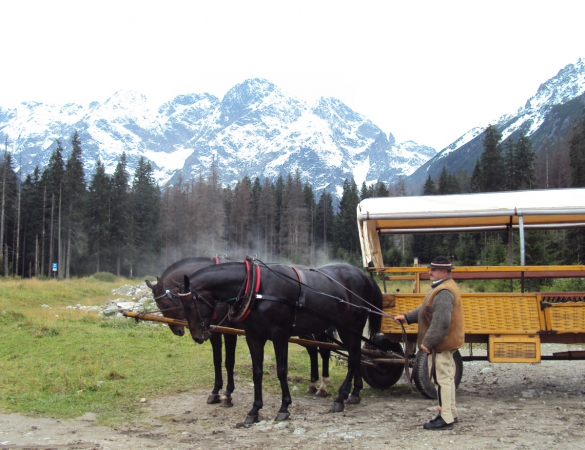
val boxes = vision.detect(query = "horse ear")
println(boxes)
[183,275,190,291]
[145,280,154,289]
[156,276,164,287]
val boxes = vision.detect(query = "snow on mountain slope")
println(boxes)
[0,79,436,197]
[409,57,585,188]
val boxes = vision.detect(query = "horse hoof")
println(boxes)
[315,388,328,398]
[275,412,290,422]
[346,395,361,405]
[220,396,233,407]
[207,394,221,404]
[329,402,345,413]
[306,385,318,394]
[244,414,259,424]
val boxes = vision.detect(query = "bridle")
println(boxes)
[178,285,217,334]
[152,286,183,310]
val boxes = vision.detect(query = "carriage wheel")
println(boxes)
[412,350,463,399]
[361,335,405,390]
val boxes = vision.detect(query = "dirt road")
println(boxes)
[2,345,584,450]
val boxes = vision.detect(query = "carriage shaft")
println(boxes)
[123,311,403,359]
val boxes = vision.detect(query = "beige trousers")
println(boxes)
[429,349,457,423]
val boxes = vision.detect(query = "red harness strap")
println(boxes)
[239,260,261,321]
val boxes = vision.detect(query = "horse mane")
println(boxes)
[160,257,215,279]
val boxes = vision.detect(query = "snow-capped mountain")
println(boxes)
[0,79,436,197]
[406,58,585,192]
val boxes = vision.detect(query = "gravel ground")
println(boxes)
[2,344,584,450]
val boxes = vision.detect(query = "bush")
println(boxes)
[92,272,118,283]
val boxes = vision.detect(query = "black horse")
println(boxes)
[146,257,332,407]
[178,260,382,424]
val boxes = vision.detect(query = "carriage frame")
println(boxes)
[357,188,585,379]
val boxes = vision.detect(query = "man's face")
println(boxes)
[429,267,448,281]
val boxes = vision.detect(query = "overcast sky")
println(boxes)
[1,0,584,150]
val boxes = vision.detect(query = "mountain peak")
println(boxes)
[406,56,585,194]
[2,80,434,197]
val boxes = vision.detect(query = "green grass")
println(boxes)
[0,277,362,425]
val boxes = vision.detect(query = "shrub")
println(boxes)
[92,272,118,283]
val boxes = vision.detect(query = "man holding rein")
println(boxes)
[394,256,464,430]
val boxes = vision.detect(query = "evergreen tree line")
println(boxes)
[1,108,584,278]
[0,133,409,277]
[0,132,161,278]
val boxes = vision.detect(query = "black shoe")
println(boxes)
[453,417,458,423]
[423,416,454,430]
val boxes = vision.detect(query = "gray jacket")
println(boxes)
[403,278,455,350]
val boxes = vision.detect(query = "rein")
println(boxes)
[256,259,416,391]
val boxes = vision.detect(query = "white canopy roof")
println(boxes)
[357,188,585,234]
[357,188,585,267]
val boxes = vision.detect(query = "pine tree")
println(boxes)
[504,139,518,190]
[470,160,482,193]
[334,178,360,260]
[360,181,371,200]
[422,175,436,195]
[110,153,130,275]
[86,160,111,273]
[62,131,86,277]
[128,157,160,276]
[437,167,459,194]
[0,150,18,275]
[20,167,44,276]
[515,133,535,189]
[569,108,585,187]
[478,125,505,192]
[40,141,65,277]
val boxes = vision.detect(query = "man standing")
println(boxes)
[394,256,464,430]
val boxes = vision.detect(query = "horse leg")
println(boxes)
[220,333,237,407]
[272,334,292,421]
[305,345,319,394]
[244,335,267,424]
[345,336,364,405]
[315,347,331,398]
[207,332,223,405]
[330,331,356,412]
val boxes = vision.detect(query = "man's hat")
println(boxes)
[428,256,454,271]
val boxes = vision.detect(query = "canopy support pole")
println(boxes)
[519,214,525,292]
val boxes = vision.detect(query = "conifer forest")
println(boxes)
[1,108,585,279]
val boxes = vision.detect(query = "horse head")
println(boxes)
[145,276,185,336]
[179,275,214,344]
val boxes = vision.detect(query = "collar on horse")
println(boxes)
[228,257,261,322]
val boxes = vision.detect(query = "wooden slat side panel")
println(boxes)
[544,302,585,333]
[381,293,542,335]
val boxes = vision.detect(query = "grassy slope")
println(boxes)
[0,277,353,424]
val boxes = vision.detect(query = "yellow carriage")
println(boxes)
[357,188,585,396]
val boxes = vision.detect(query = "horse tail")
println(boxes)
[366,275,383,341]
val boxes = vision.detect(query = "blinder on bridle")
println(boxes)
[178,282,217,332]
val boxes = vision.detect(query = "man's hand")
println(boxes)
[394,314,406,325]
[421,344,431,354]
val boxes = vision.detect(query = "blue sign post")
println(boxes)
[52,262,57,278]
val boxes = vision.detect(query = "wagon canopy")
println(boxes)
[357,188,585,268]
